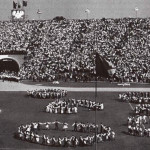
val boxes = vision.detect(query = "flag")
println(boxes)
[96,52,116,77]
[23,0,27,7]
[13,1,17,9]
[18,1,22,9]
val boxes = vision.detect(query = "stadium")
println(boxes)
[0,0,150,150]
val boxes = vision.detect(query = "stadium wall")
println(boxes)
[0,55,24,68]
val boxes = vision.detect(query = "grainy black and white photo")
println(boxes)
[0,0,150,150]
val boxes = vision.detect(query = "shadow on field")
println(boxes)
[122,131,130,136]
[114,98,124,103]
[129,112,135,116]
[122,123,127,126]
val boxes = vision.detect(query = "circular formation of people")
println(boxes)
[16,121,115,147]
[46,98,104,114]
[27,89,67,99]
[14,88,114,147]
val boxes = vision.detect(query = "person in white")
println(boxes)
[63,122,69,131]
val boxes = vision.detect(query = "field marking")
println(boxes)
[127,101,134,111]
[0,145,47,149]
[0,81,150,92]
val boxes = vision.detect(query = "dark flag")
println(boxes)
[18,2,21,9]
[23,0,27,7]
[96,52,116,77]
[13,1,17,9]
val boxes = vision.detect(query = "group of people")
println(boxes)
[118,91,150,137]
[76,98,104,111]
[127,115,150,137]
[27,89,67,99]
[0,18,150,82]
[46,99,78,114]
[72,121,113,135]
[45,98,104,114]
[119,92,150,103]
[128,115,148,125]
[0,71,20,82]
[128,123,150,137]
[134,104,150,115]
[0,50,26,55]
[15,120,115,147]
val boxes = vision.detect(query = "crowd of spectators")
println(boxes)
[0,18,150,82]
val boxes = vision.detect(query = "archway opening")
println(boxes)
[0,58,19,73]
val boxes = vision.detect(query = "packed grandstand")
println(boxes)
[0,18,150,83]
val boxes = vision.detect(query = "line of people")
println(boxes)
[27,89,67,99]
[119,92,150,103]
[72,121,113,135]
[15,120,115,147]
[135,104,150,115]
[128,123,150,137]
[76,99,104,111]
[0,71,20,82]
[128,115,148,126]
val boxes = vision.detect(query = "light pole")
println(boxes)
[85,8,90,19]
[135,7,139,18]
[37,9,42,20]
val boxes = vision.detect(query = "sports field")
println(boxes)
[0,81,150,150]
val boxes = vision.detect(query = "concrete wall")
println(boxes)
[0,55,25,68]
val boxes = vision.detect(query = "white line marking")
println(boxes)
[127,101,134,110]
[0,82,150,92]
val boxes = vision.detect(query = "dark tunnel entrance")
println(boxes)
[0,58,19,73]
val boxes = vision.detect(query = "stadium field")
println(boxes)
[1,81,150,92]
[0,90,150,150]
[23,80,150,88]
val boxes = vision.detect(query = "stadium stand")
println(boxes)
[0,18,150,82]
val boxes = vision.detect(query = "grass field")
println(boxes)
[0,91,150,150]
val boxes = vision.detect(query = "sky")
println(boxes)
[0,0,150,20]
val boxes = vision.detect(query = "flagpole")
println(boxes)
[22,0,24,10]
[95,51,97,150]
[17,0,19,9]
